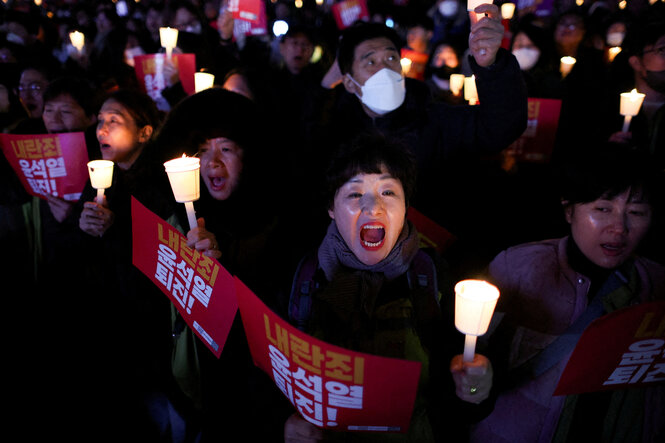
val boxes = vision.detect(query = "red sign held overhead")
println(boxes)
[133,53,197,100]
[331,0,370,30]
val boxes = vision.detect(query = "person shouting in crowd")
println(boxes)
[284,134,495,443]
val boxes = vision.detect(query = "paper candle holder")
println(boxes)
[464,75,478,105]
[159,27,179,58]
[467,0,489,11]
[619,88,645,133]
[164,155,200,230]
[87,160,114,204]
[450,73,465,96]
[195,72,215,93]
[455,279,500,362]
[501,3,516,19]
[69,31,85,53]
[560,56,576,78]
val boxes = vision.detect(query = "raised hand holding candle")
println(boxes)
[69,31,85,54]
[464,75,478,105]
[195,72,215,92]
[450,73,465,96]
[454,279,500,362]
[160,27,179,59]
[560,56,576,78]
[164,155,200,230]
[87,160,114,204]
[619,88,645,132]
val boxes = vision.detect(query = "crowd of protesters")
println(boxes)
[1,0,663,442]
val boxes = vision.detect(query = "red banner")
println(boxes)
[554,301,665,396]
[235,277,422,432]
[407,207,456,254]
[0,132,89,201]
[133,53,197,100]
[505,97,561,163]
[131,197,237,358]
[331,0,370,30]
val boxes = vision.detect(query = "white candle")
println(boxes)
[87,160,114,204]
[450,73,465,96]
[608,46,621,62]
[454,279,500,362]
[464,75,478,105]
[501,3,516,19]
[400,57,412,75]
[164,155,201,230]
[69,31,85,53]
[620,88,645,132]
[560,56,576,78]
[194,72,215,93]
[159,27,179,59]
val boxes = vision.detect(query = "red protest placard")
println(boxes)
[235,277,422,432]
[331,0,370,30]
[505,98,562,163]
[232,0,267,37]
[133,53,197,100]
[228,0,262,24]
[554,301,665,396]
[131,197,237,358]
[407,207,456,254]
[0,132,89,201]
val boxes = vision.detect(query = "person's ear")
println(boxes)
[138,125,153,143]
[328,208,335,219]
[342,73,360,95]
[628,55,644,75]
[561,199,573,224]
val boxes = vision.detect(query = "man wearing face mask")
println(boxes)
[607,19,665,169]
[309,5,527,270]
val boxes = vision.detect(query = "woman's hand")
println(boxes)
[450,353,493,404]
[186,217,222,259]
[79,198,115,237]
[284,413,323,443]
[46,194,74,223]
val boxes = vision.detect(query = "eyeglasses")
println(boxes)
[643,46,665,57]
[16,83,44,96]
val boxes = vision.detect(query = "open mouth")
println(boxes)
[360,223,385,250]
[99,143,111,150]
[601,243,625,256]
[209,176,226,191]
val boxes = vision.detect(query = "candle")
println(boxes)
[619,88,645,132]
[464,75,478,105]
[560,56,576,78]
[501,3,516,19]
[159,27,179,59]
[195,72,215,93]
[164,155,200,230]
[454,280,500,362]
[87,160,114,204]
[467,0,489,10]
[608,46,621,62]
[450,73,465,96]
[400,57,412,75]
[69,31,85,54]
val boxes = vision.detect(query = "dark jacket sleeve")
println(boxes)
[423,48,528,162]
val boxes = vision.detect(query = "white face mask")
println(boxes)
[348,68,406,115]
[439,0,459,18]
[512,47,541,71]
[606,32,625,47]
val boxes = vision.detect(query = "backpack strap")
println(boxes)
[288,251,322,331]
